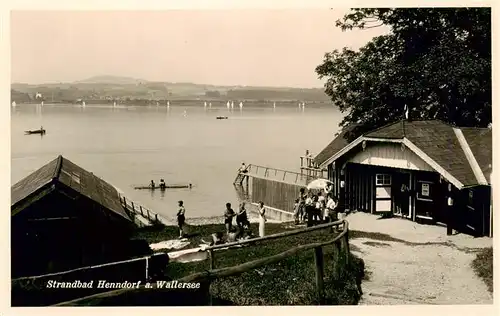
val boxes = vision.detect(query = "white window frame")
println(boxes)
[375,174,391,186]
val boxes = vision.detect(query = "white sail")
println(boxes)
[239,101,243,109]
[113,101,117,107]
[41,101,44,107]
[209,102,212,108]
[273,102,276,108]
[204,101,207,107]
[231,101,234,109]
[82,101,86,107]
[11,101,16,107]
[227,101,230,109]
[167,101,170,107]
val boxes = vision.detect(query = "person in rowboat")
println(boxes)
[159,179,166,190]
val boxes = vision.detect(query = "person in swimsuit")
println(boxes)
[236,202,250,233]
[159,179,166,190]
[224,203,235,234]
[177,200,186,238]
[150,180,155,189]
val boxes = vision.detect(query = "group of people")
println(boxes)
[223,201,267,238]
[294,185,339,227]
[175,199,268,242]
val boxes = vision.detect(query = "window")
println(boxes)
[417,181,433,201]
[376,174,391,186]
[421,183,430,197]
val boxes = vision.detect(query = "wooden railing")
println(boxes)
[243,163,316,185]
[119,194,172,226]
[54,219,351,306]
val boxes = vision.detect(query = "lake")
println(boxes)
[11,103,342,222]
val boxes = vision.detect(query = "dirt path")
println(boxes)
[346,212,492,305]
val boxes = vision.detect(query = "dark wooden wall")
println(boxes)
[251,177,304,213]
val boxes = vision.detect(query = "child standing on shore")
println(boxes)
[177,200,186,239]
[224,203,235,234]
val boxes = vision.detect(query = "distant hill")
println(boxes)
[74,75,147,85]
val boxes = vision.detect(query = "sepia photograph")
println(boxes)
[8,3,493,308]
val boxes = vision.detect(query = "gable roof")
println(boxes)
[11,155,131,221]
[316,120,492,188]
[313,124,359,166]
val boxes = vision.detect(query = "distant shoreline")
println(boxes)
[13,99,334,107]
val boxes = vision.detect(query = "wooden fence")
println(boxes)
[251,177,304,213]
[11,252,168,306]
[54,219,351,306]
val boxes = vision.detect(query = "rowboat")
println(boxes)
[134,184,192,190]
[25,129,46,135]
[216,116,228,120]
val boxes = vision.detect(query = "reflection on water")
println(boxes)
[11,103,342,219]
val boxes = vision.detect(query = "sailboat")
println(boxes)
[167,101,171,110]
[209,102,212,109]
[231,101,234,109]
[113,101,117,107]
[226,101,230,109]
[273,102,276,109]
[82,101,86,107]
[239,101,243,109]
[302,102,305,110]
[204,101,207,108]
[41,101,44,107]
[11,101,16,107]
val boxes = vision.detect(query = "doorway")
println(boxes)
[394,172,411,218]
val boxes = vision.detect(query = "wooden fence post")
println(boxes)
[147,209,150,219]
[314,246,325,305]
[209,250,215,270]
[140,206,144,216]
[145,257,149,281]
[131,202,135,212]
[155,214,158,222]
[345,231,350,265]
[333,240,341,279]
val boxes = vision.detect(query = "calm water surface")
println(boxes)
[11,103,342,221]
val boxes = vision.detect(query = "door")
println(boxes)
[394,173,411,218]
[375,173,392,212]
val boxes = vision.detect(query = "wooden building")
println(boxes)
[11,155,136,277]
[314,120,492,237]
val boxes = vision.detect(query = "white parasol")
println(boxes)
[306,178,333,190]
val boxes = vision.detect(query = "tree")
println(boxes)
[316,8,491,140]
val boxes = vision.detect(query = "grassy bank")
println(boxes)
[131,222,364,305]
[13,222,364,306]
[471,247,493,293]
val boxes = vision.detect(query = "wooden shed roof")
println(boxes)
[11,155,131,221]
[315,120,492,188]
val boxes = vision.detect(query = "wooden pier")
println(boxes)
[233,163,320,219]
[300,150,327,179]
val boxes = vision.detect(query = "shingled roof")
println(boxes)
[11,155,131,221]
[315,120,491,188]
[313,124,359,166]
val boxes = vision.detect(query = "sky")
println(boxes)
[10,9,387,88]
